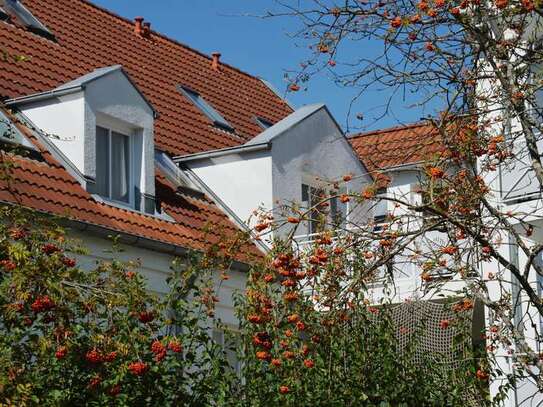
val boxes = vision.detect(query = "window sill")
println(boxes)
[91,194,176,223]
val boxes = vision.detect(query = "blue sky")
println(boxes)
[93,0,440,133]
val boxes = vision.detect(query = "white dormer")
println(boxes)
[174,104,372,243]
[7,66,157,213]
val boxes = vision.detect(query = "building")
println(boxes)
[0,0,372,335]
[349,121,543,406]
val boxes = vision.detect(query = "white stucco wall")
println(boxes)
[188,149,274,226]
[21,92,86,172]
[69,229,246,328]
[270,107,371,238]
[367,166,473,303]
[477,59,543,406]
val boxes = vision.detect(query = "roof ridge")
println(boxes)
[78,0,276,86]
[348,121,433,139]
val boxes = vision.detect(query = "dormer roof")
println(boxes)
[6,65,157,117]
[245,104,326,146]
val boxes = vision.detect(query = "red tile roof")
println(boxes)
[0,109,261,259]
[0,0,293,157]
[349,122,447,175]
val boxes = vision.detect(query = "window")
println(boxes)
[1,0,53,38]
[96,126,131,204]
[0,111,21,141]
[372,187,388,230]
[178,86,234,132]
[255,116,274,130]
[302,183,347,235]
[302,183,324,235]
[373,214,387,232]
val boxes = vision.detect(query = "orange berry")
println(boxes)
[303,359,315,368]
[440,319,450,329]
[289,83,300,92]
[390,16,402,28]
[271,358,282,367]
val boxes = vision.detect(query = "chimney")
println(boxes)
[211,52,221,71]
[143,22,151,38]
[134,17,144,36]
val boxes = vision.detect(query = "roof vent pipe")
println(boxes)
[134,16,144,36]
[211,52,221,71]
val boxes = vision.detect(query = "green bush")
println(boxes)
[0,206,237,406]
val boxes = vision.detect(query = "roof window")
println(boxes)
[255,116,274,130]
[1,0,54,39]
[0,110,36,150]
[178,86,234,132]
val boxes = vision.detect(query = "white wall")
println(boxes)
[21,92,86,173]
[270,107,371,238]
[69,230,246,328]
[189,149,274,226]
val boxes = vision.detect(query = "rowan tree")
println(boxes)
[249,0,543,402]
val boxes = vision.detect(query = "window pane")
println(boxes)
[179,86,233,131]
[256,117,273,130]
[95,126,110,198]
[301,184,309,203]
[309,187,326,234]
[111,132,130,203]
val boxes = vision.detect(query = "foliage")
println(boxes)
[0,205,237,406]
[235,237,490,406]
[268,0,543,400]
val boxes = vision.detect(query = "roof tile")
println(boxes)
[0,109,261,259]
[0,0,293,156]
[349,122,447,174]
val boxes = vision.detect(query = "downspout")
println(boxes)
[508,232,521,407]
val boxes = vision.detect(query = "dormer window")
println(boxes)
[255,116,274,130]
[0,0,54,39]
[301,182,347,235]
[7,65,156,215]
[96,126,131,204]
[178,86,234,132]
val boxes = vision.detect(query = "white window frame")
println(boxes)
[95,124,134,208]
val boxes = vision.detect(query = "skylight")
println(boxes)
[1,0,53,39]
[255,116,274,130]
[0,110,36,150]
[178,86,234,132]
